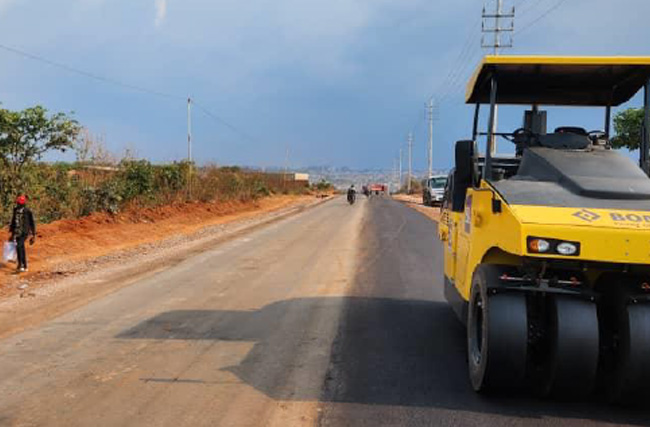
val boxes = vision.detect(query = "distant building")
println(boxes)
[290,173,309,183]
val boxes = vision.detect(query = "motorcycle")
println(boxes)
[347,192,356,205]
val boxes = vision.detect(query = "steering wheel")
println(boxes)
[588,130,607,140]
[510,127,532,143]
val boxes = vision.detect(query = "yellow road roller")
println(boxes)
[438,56,650,401]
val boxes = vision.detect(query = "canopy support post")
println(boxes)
[485,76,497,181]
[472,104,480,141]
[604,105,611,140]
[643,79,650,175]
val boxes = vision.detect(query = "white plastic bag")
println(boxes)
[3,241,16,264]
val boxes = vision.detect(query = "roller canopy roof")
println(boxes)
[466,56,650,106]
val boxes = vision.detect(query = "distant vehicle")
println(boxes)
[347,187,356,205]
[369,183,387,195]
[422,175,447,206]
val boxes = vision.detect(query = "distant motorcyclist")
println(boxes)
[347,185,357,205]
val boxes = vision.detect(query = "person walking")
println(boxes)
[9,195,36,273]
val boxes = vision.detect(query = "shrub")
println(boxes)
[120,160,155,202]
[0,161,303,224]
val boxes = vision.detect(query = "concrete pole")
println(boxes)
[491,0,503,155]
[399,149,403,191]
[494,0,502,55]
[187,97,192,199]
[428,99,433,178]
[393,158,398,194]
[407,132,413,194]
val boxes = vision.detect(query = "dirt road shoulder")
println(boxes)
[0,195,333,339]
[391,194,441,222]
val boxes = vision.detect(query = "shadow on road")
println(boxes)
[117,296,650,426]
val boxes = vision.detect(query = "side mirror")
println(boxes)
[452,140,477,212]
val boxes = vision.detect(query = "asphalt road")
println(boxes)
[0,197,648,426]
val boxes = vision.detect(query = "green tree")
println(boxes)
[612,107,645,150]
[315,179,333,191]
[0,106,81,200]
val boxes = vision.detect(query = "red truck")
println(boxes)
[369,183,388,195]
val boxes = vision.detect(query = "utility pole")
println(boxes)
[283,146,290,190]
[407,132,413,194]
[187,97,192,200]
[393,158,398,194]
[427,99,434,178]
[399,149,403,191]
[482,0,514,154]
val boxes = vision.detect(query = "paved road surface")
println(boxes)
[0,197,648,426]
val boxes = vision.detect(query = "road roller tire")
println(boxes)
[609,301,650,404]
[541,296,599,399]
[467,264,528,392]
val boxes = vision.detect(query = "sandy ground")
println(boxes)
[0,195,327,298]
[391,193,441,222]
[0,194,333,340]
[0,194,360,427]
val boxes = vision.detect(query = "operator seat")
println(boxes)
[555,126,588,136]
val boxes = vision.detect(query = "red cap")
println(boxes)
[16,195,26,205]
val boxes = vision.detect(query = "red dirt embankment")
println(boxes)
[0,195,315,293]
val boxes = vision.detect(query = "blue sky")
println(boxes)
[0,0,648,170]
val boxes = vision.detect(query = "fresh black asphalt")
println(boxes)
[318,196,650,426]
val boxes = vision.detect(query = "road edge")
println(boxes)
[0,196,336,340]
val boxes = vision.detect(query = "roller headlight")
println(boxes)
[528,238,550,253]
[556,242,578,256]
[527,237,581,256]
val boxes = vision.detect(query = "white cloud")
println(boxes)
[155,0,167,27]
[0,0,17,14]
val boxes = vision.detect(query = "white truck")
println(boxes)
[421,175,447,206]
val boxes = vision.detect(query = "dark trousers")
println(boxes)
[16,236,27,269]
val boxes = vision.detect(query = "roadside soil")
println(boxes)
[0,193,333,339]
[392,193,441,222]
[0,194,327,298]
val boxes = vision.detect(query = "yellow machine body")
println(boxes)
[439,182,650,302]
[444,54,650,397]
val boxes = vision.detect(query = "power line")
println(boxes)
[0,42,261,146]
[430,16,483,104]
[192,100,261,145]
[0,42,183,101]
[398,4,486,172]
[513,0,545,19]
[515,0,569,36]
[437,44,483,104]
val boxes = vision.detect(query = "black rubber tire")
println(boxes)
[541,296,599,399]
[467,264,528,392]
[609,302,650,404]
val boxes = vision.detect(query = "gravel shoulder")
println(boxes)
[391,193,441,222]
[0,195,333,339]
